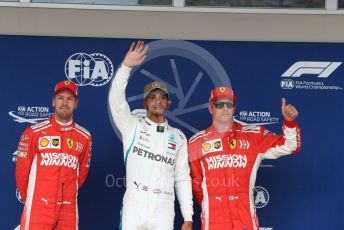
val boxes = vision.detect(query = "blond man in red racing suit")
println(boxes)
[16,80,92,230]
[188,86,301,230]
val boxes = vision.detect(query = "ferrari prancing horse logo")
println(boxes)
[230,139,236,149]
[67,138,74,149]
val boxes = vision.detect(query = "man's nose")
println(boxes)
[154,95,162,103]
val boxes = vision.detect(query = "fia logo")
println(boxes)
[280,79,295,89]
[65,53,114,87]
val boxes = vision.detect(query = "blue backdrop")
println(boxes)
[1,35,343,230]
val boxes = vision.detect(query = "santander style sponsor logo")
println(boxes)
[205,154,247,170]
[40,153,78,170]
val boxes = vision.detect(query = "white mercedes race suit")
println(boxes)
[109,64,193,230]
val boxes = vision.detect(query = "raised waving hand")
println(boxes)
[123,41,148,68]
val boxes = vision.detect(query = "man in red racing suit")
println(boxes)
[16,80,92,230]
[188,86,301,230]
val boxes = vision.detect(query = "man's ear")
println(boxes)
[208,103,213,115]
[142,99,147,109]
[167,100,171,109]
[74,98,79,109]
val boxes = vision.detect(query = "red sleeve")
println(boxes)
[256,120,301,157]
[15,127,36,202]
[78,135,92,188]
[255,125,282,153]
[188,141,203,206]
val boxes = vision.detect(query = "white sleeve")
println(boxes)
[108,64,136,137]
[263,120,301,159]
[174,132,194,222]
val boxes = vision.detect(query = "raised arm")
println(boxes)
[260,97,301,159]
[108,41,148,135]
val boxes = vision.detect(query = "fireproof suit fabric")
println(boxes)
[109,64,193,230]
[15,116,92,230]
[188,121,301,230]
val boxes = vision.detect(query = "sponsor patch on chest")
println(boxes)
[202,138,223,155]
[205,154,247,170]
[40,152,78,169]
[38,136,61,150]
[132,146,175,166]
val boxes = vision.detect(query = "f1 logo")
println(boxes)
[282,61,342,78]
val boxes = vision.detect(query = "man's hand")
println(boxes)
[181,221,192,230]
[123,41,148,68]
[281,97,298,121]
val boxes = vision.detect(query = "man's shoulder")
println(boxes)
[236,122,262,133]
[29,119,52,132]
[233,123,268,140]
[188,129,208,144]
[74,123,92,139]
[167,125,187,141]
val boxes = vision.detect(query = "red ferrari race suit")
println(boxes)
[188,120,301,230]
[16,116,92,230]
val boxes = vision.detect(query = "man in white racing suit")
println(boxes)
[109,41,193,230]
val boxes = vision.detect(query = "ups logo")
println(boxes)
[214,141,222,149]
[52,138,60,147]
